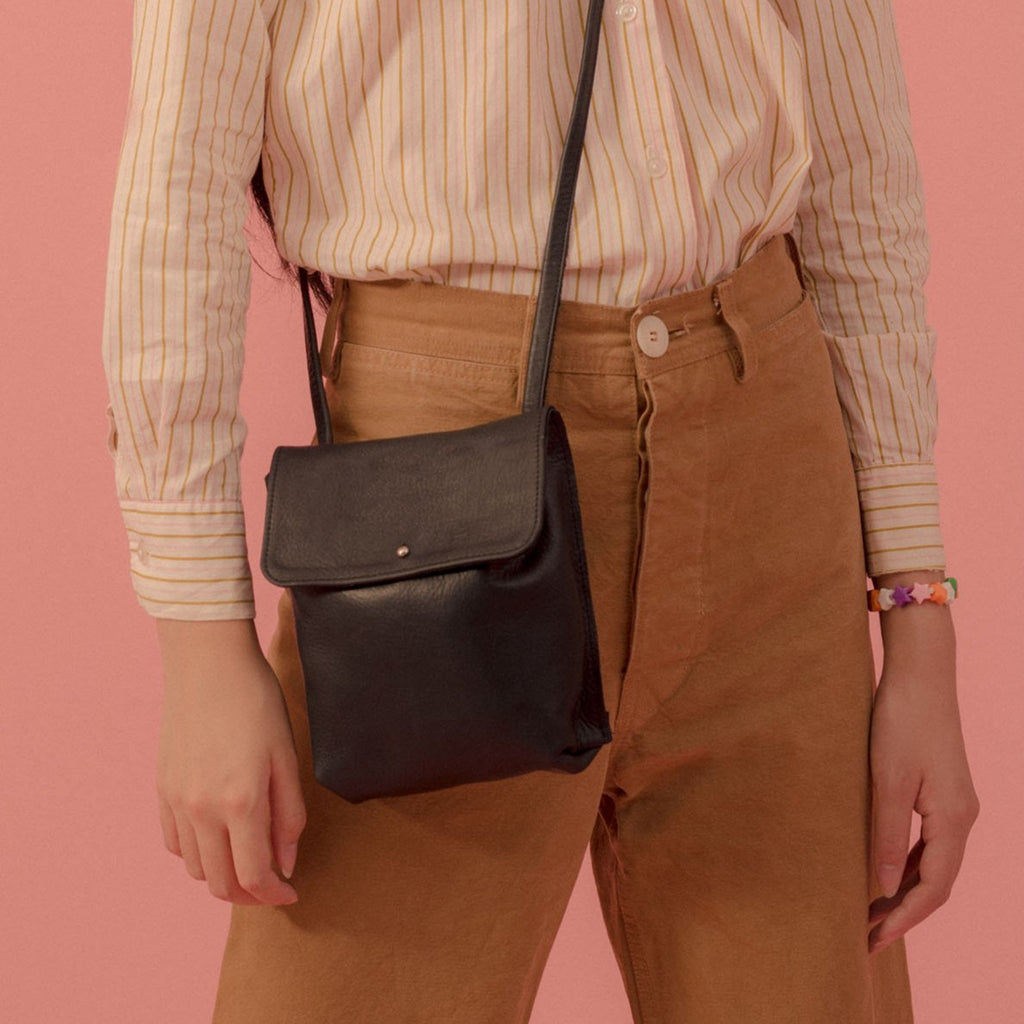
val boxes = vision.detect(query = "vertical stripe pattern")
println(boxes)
[102,0,945,619]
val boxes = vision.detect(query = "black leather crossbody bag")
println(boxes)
[259,0,612,804]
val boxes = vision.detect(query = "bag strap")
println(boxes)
[297,0,606,441]
[521,0,605,413]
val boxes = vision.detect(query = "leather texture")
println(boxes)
[262,411,549,588]
[261,0,612,803]
[262,406,610,802]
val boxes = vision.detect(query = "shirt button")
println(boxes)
[646,153,668,178]
[636,314,670,357]
[615,2,638,21]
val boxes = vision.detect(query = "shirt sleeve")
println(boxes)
[101,0,271,619]
[769,0,948,579]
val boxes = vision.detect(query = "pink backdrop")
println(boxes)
[2,0,1019,1020]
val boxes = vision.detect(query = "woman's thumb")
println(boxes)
[269,744,307,880]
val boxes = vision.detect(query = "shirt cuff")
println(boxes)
[855,462,947,579]
[118,500,257,620]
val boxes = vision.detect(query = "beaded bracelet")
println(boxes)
[867,576,958,612]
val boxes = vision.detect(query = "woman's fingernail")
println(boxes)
[282,842,298,879]
[879,864,901,897]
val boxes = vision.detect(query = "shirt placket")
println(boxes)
[608,0,693,301]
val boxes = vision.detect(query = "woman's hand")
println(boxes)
[154,618,307,906]
[866,577,979,954]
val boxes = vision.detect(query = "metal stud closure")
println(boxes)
[396,545,410,557]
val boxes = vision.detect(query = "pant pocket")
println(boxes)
[325,340,521,442]
[697,308,865,643]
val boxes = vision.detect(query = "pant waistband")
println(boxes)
[319,231,807,383]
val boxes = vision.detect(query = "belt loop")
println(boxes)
[712,277,758,384]
[321,277,348,380]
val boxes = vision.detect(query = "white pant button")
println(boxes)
[637,314,670,357]
[615,2,638,21]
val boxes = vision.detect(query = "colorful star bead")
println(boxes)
[865,576,959,612]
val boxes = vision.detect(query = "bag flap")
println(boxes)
[260,406,553,587]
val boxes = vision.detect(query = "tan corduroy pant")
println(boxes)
[211,232,914,1023]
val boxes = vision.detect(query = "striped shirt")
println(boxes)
[101,0,947,620]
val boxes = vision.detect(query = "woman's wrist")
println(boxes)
[155,617,263,674]
[870,570,957,671]
[866,571,957,659]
